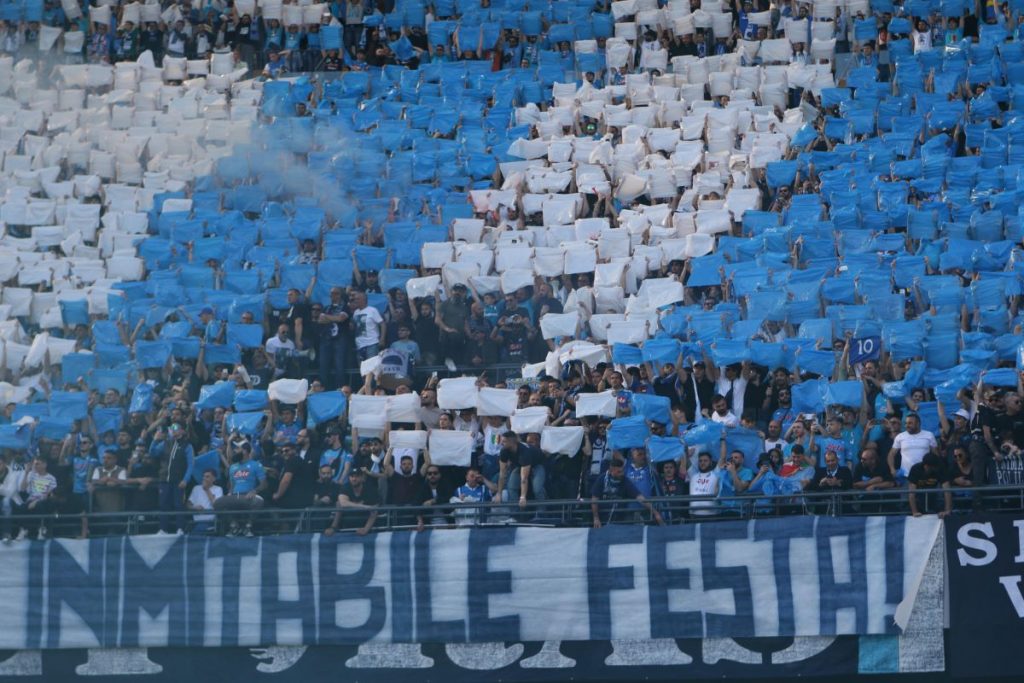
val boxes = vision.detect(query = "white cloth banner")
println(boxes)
[427,430,473,466]
[510,406,550,434]
[437,377,480,410]
[541,426,585,455]
[477,387,518,417]
[575,391,618,417]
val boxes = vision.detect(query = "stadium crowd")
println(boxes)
[0,0,1021,540]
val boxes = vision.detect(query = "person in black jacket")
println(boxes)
[148,422,194,533]
[810,451,853,513]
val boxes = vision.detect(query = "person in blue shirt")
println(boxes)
[265,402,304,445]
[214,441,267,536]
[717,446,754,508]
[736,0,758,39]
[283,23,304,71]
[816,416,851,469]
[450,466,497,525]
[625,447,657,498]
[60,433,98,538]
[263,50,287,78]
[320,429,355,483]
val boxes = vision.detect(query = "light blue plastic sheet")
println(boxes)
[234,390,269,412]
[307,391,348,424]
[196,381,237,410]
[983,367,1019,386]
[226,411,265,436]
[92,407,123,435]
[647,436,685,463]
[130,383,154,414]
[612,343,643,365]
[629,394,671,425]
[226,324,265,349]
[134,340,172,369]
[791,378,827,414]
[607,416,651,450]
[191,451,222,484]
[49,391,89,421]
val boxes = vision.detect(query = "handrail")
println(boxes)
[3,484,1021,538]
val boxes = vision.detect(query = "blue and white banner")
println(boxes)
[0,516,940,650]
[946,514,1024,677]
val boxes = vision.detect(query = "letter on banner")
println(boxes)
[436,377,479,410]
[427,430,473,466]
[477,387,517,417]
[575,391,617,417]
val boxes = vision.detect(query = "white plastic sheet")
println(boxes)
[540,311,580,339]
[477,387,518,417]
[637,278,684,309]
[267,378,308,403]
[510,406,550,434]
[436,376,480,410]
[349,395,388,430]
[386,393,422,423]
[427,430,473,466]
[540,426,585,455]
[575,391,618,417]
[406,275,441,301]
[501,268,535,294]
[389,430,427,450]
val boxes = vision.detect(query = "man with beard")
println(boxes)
[385,451,428,529]
[680,361,715,422]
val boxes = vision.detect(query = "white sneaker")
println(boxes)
[154,530,170,537]
[243,524,254,538]
[36,528,46,541]
[175,529,184,536]
[14,529,26,541]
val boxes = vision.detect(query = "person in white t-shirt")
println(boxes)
[687,450,721,516]
[887,413,938,481]
[265,323,296,367]
[187,469,223,534]
[709,394,739,428]
[350,290,384,360]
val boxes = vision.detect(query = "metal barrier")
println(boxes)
[2,485,1021,539]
